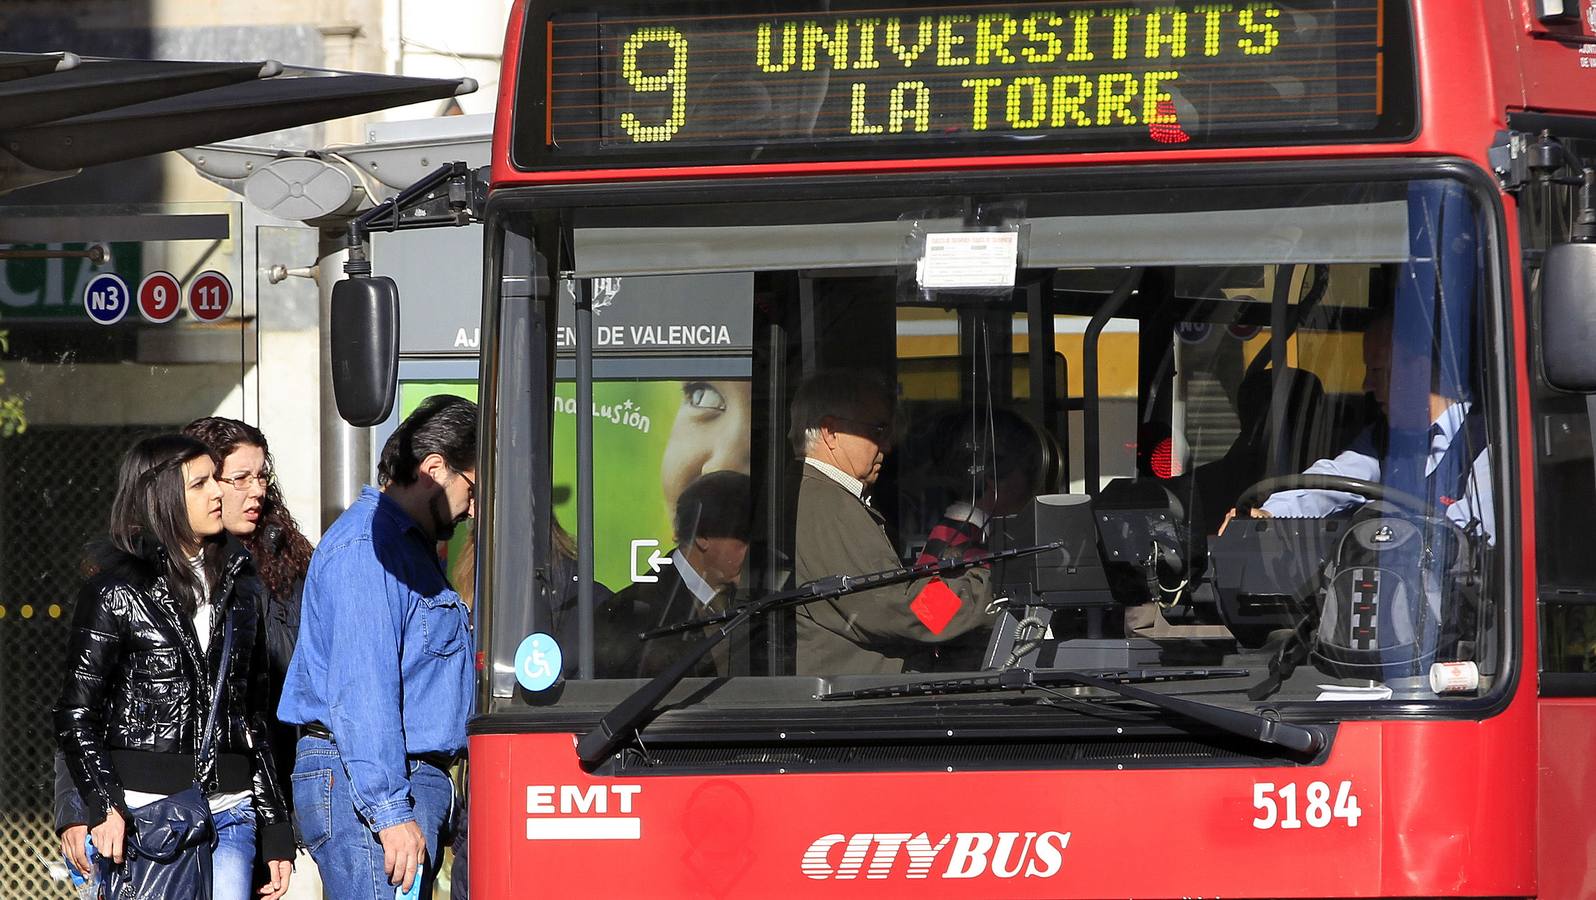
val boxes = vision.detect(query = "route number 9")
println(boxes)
[620,27,687,143]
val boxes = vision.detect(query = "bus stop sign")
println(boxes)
[188,270,233,321]
[82,273,130,325]
[137,271,182,323]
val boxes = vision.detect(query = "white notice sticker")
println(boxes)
[1313,683,1393,702]
[917,232,1019,289]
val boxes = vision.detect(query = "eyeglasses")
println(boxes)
[457,470,476,498]
[832,416,894,444]
[215,472,271,491]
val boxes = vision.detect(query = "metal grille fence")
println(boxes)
[0,424,172,900]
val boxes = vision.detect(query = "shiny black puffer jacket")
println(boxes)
[53,536,294,861]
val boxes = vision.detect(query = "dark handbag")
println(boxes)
[100,612,235,900]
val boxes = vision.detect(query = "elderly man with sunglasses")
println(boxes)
[790,370,995,675]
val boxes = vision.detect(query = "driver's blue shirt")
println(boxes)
[1260,401,1495,545]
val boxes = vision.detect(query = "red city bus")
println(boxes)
[448,1,1596,896]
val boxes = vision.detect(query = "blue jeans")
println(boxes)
[212,802,257,900]
[292,735,453,900]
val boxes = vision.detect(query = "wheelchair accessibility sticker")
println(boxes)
[515,633,562,692]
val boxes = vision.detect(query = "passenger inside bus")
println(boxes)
[903,408,1049,669]
[913,407,1048,567]
[613,470,751,678]
[789,370,996,675]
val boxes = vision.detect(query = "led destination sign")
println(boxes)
[530,0,1411,166]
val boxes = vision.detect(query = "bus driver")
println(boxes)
[790,371,995,675]
[1228,308,1493,544]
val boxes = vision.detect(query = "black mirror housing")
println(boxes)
[1542,241,1596,392]
[330,275,400,426]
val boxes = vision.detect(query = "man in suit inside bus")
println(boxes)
[613,470,751,677]
[790,370,995,675]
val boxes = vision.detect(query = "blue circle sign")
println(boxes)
[514,633,562,692]
[83,273,130,325]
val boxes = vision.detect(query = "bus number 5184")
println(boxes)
[1252,781,1362,830]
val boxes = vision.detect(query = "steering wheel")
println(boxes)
[1234,474,1437,518]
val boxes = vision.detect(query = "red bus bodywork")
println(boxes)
[471,2,1596,896]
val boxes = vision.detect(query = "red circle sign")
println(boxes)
[137,271,182,323]
[187,271,233,322]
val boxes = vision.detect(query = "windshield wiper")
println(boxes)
[822,667,1324,754]
[819,667,1251,699]
[575,541,1064,769]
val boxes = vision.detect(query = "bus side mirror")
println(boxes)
[330,274,400,426]
[1541,241,1596,392]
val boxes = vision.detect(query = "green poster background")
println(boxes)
[552,380,680,590]
[399,379,681,591]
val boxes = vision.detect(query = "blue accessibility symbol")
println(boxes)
[83,273,130,325]
[514,632,562,692]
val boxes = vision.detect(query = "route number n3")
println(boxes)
[1252,781,1361,829]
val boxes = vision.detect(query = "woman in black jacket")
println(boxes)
[57,419,316,886]
[53,434,293,900]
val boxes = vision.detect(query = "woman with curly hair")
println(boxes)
[179,417,315,797]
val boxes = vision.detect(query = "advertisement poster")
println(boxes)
[551,379,680,589]
[552,272,754,590]
[552,375,753,590]
[402,375,751,593]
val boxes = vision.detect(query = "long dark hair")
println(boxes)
[183,417,314,601]
[108,434,220,616]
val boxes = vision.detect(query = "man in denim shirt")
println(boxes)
[279,395,477,899]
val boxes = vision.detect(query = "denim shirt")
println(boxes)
[278,487,474,832]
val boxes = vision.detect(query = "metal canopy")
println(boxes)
[0,51,78,83]
[0,50,475,194]
[0,58,282,131]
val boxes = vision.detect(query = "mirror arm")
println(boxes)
[327,163,476,428]
[340,161,483,281]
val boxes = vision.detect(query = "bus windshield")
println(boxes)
[482,171,1506,729]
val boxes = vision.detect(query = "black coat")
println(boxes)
[257,572,302,803]
[52,535,293,861]
[610,560,734,678]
